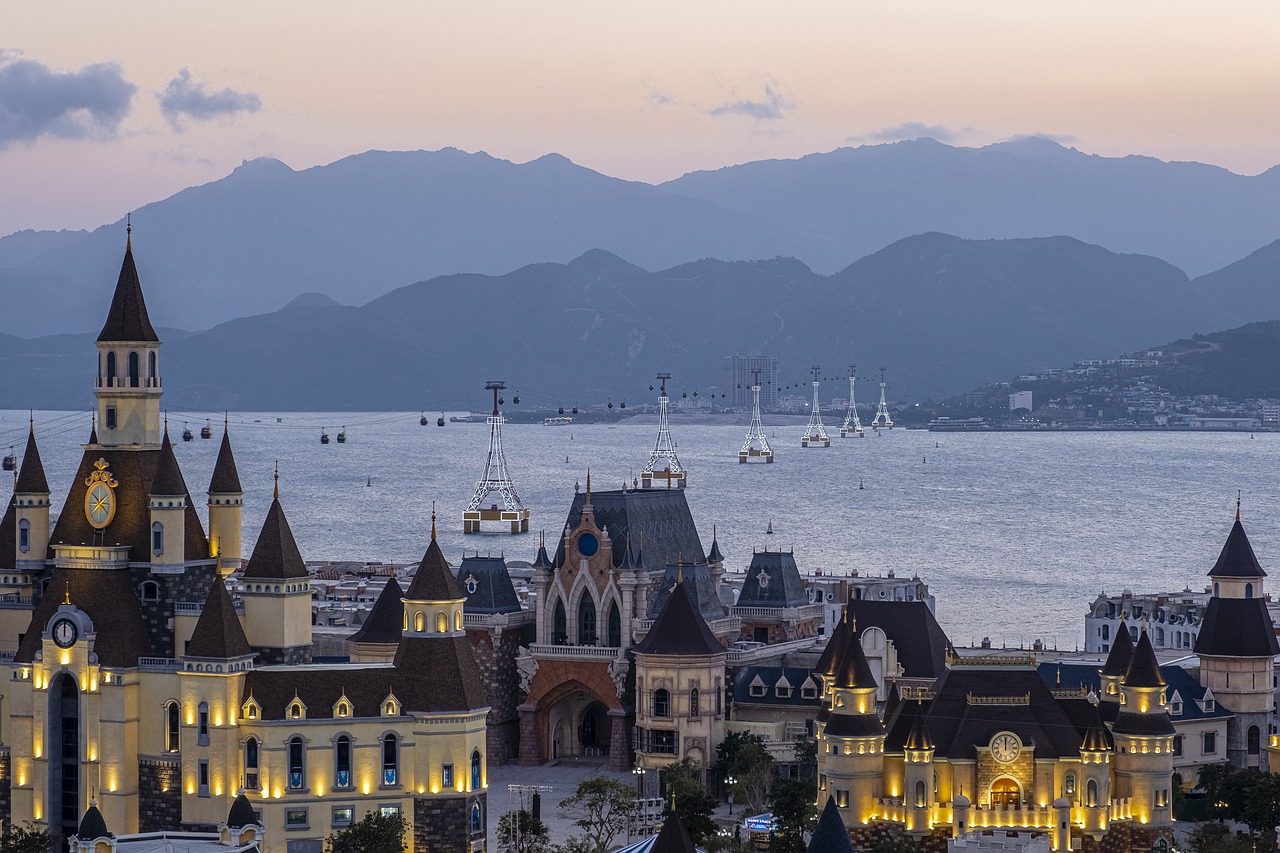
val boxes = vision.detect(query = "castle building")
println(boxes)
[0,235,490,853]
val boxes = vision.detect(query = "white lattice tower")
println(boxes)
[801,365,830,447]
[872,367,894,429]
[463,380,531,533]
[642,372,687,488]
[739,369,774,463]
[841,363,865,437]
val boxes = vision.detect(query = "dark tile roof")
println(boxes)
[648,559,728,623]
[1100,622,1134,676]
[227,793,258,828]
[1194,597,1280,657]
[733,666,821,708]
[186,576,252,659]
[405,536,462,601]
[242,498,308,579]
[1113,709,1177,736]
[651,813,697,853]
[78,803,111,840]
[392,635,489,709]
[1080,705,1111,752]
[150,431,188,496]
[808,798,854,853]
[209,426,242,494]
[554,488,706,576]
[97,241,158,343]
[1124,629,1165,688]
[902,699,934,750]
[707,532,724,564]
[16,568,156,665]
[15,426,48,493]
[815,610,852,682]
[737,549,809,608]
[850,600,953,680]
[1208,518,1266,578]
[459,555,522,614]
[834,626,878,690]
[531,537,553,570]
[634,579,725,657]
[348,578,404,645]
[1041,662,1233,724]
[49,447,209,562]
[825,713,887,738]
[0,498,15,568]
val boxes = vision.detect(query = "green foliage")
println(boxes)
[324,811,408,853]
[497,810,551,853]
[704,834,756,853]
[551,837,595,853]
[1186,822,1256,853]
[869,836,919,853]
[663,758,720,845]
[769,775,817,852]
[0,824,59,853]
[792,736,818,780]
[558,776,639,853]
[728,738,776,814]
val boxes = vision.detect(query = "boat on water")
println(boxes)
[420,412,428,426]
[544,416,574,426]
[928,417,992,432]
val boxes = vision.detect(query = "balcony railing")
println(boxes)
[528,643,622,660]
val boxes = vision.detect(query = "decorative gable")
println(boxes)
[382,692,401,717]
[242,695,261,721]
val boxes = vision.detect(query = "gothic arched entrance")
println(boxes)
[991,777,1021,809]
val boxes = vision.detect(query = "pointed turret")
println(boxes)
[348,577,404,662]
[1209,515,1266,580]
[76,799,111,841]
[808,797,855,853]
[1080,704,1112,753]
[532,530,554,571]
[242,496,308,580]
[88,415,98,445]
[707,527,724,564]
[405,533,463,602]
[98,234,158,343]
[226,791,258,830]
[148,428,189,567]
[208,417,244,575]
[150,429,187,496]
[185,575,252,660]
[1099,619,1134,705]
[13,420,51,564]
[1123,626,1164,689]
[651,812,697,853]
[14,421,48,494]
[95,228,163,446]
[1112,623,1174,827]
[633,577,723,656]
[903,699,934,751]
[834,622,878,692]
[209,419,243,494]
[239,470,312,664]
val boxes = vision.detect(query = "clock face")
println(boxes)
[52,618,78,649]
[85,482,116,529]
[577,532,599,557]
[991,733,1021,763]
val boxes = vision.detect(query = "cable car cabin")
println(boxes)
[420,412,428,425]
[320,429,330,445]
[182,424,194,441]
[336,428,347,443]
[200,420,212,439]
[437,414,445,427]
[2,451,15,472]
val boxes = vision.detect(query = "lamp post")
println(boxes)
[633,766,647,796]
[726,775,738,816]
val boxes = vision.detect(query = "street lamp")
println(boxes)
[726,775,738,815]
[633,766,647,796]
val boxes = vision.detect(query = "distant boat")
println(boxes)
[320,429,330,445]
[766,519,774,535]
[544,416,574,426]
[182,423,193,442]
[337,427,347,444]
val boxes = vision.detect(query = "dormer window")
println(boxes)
[465,575,478,595]
[289,700,306,720]
[1170,699,1183,716]
[1204,698,1215,713]
[776,685,793,699]
[801,682,818,700]
[243,698,260,720]
[335,700,350,718]
[383,694,401,716]
[748,677,766,699]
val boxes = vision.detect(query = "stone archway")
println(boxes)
[519,665,631,770]
[990,777,1021,809]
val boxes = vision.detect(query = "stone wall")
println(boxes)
[131,564,218,656]
[138,758,182,832]
[467,623,533,765]
[0,748,11,826]
[413,793,486,853]
[252,645,312,666]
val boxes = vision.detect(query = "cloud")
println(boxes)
[158,69,261,129]
[848,122,961,144]
[708,84,797,121]
[646,86,675,108]
[1004,132,1077,144]
[0,52,136,147]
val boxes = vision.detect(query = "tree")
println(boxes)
[728,738,776,814]
[552,838,595,853]
[768,776,817,853]
[497,810,550,853]
[662,759,720,845]
[1186,822,1255,853]
[558,776,638,853]
[792,736,818,780]
[325,811,408,853]
[1196,761,1238,821]
[0,824,58,853]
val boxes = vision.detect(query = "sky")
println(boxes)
[3,1,1279,238]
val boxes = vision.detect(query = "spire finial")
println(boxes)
[677,557,683,584]
[126,212,132,250]
[64,581,71,605]
[585,467,591,503]
[1237,491,1242,522]
[431,501,437,541]
[273,462,279,500]
[164,412,169,435]
[713,524,718,543]
[29,411,34,432]
[224,411,229,434]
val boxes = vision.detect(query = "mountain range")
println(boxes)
[4,138,1280,337]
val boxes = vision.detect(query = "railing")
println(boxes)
[0,651,15,661]
[463,610,535,629]
[528,644,622,660]
[732,605,824,620]
[0,595,32,608]
[139,657,180,671]
[966,692,1031,705]
[727,636,819,663]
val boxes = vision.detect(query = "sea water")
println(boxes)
[5,409,1278,650]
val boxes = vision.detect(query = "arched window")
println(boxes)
[1249,725,1261,755]
[607,601,622,648]
[414,611,424,633]
[17,519,29,552]
[1246,583,1254,599]
[106,352,117,386]
[382,734,398,786]
[1101,624,1109,640]
[436,612,448,633]
[153,522,164,556]
[990,778,1020,809]
[148,351,156,384]
[690,688,700,718]
[141,581,160,601]
[1086,779,1098,807]
[128,351,140,388]
[335,736,352,788]
[553,599,568,645]
[1064,773,1077,797]
[915,780,927,808]
[471,801,482,833]
[165,701,180,752]
[456,610,463,631]
[471,749,482,790]
[244,737,260,789]
[578,595,597,646]
[288,736,305,790]
[654,688,671,718]
[198,701,209,745]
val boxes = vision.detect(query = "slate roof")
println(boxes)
[405,537,462,601]
[348,578,404,645]
[808,797,854,853]
[209,426,242,494]
[227,793,258,829]
[901,699,934,750]
[1080,705,1112,752]
[1194,597,1280,657]
[98,241,158,343]
[733,666,821,708]
[242,498,307,579]
[815,610,852,682]
[77,803,111,840]
[0,497,15,568]
[16,568,156,665]
[833,626,878,691]
[49,446,209,562]
[392,633,489,710]
[150,431,188,496]
[737,549,809,608]
[555,487,706,576]
[1208,518,1266,578]
[458,555,522,614]
[707,532,724,564]
[648,559,728,622]
[186,576,252,659]
[825,712,887,738]
[1038,662,1232,725]
[1124,628,1165,688]
[15,426,48,493]
[651,813,697,853]
[634,579,725,657]
[1100,622,1134,676]
[850,599,954,679]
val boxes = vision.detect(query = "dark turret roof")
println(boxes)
[850,599,954,680]
[707,530,724,563]
[15,424,48,493]
[227,792,258,829]
[815,607,852,681]
[648,559,727,623]
[808,798,855,853]
[1100,621,1134,677]
[150,430,188,496]
[903,700,934,750]
[1123,628,1165,688]
[98,240,159,343]
[1208,518,1266,578]
[0,498,15,567]
[242,498,308,579]
[634,578,725,657]
[555,487,706,575]
[1195,597,1280,657]
[459,555,521,614]
[77,802,111,840]
[405,536,462,601]
[1081,705,1111,752]
[186,576,252,659]
[89,420,98,444]
[209,425,242,494]
[532,535,554,571]
[834,623,878,690]
[737,549,809,608]
[651,812,697,853]
[349,578,404,645]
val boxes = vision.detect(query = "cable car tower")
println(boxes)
[739,369,774,463]
[464,380,531,533]
[800,365,830,447]
[872,367,894,429]
[840,363,865,438]
[642,372,687,488]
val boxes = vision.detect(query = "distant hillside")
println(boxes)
[1191,239,1280,325]
[0,235,1236,410]
[3,138,1280,336]
[1144,323,1280,400]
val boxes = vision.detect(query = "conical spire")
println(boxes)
[97,230,158,343]
[834,617,878,690]
[14,419,48,493]
[77,799,111,840]
[1080,704,1111,752]
[349,577,404,645]
[815,599,853,679]
[532,530,553,570]
[226,791,258,829]
[651,811,697,853]
[88,413,98,445]
[186,576,252,659]
[405,535,462,601]
[209,419,242,494]
[903,699,934,750]
[808,797,856,853]
[150,429,188,496]
[707,525,724,563]
[242,493,308,579]
[1123,625,1165,688]
[634,576,723,656]
[1100,620,1134,677]
[1208,516,1266,579]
